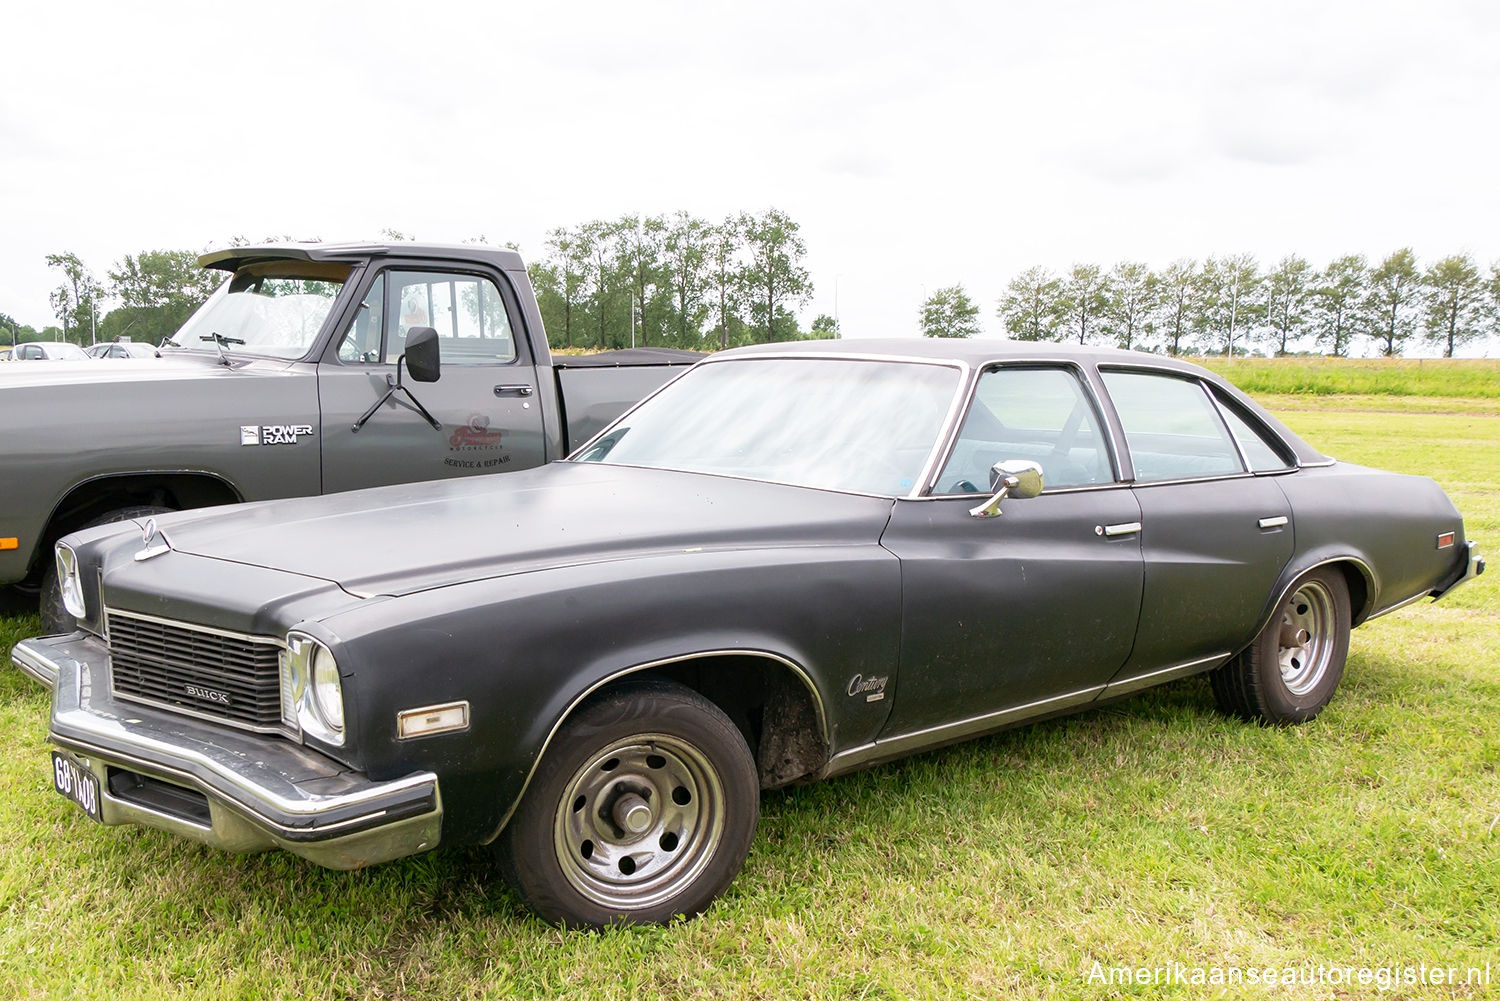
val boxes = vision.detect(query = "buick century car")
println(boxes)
[14,341,1483,927]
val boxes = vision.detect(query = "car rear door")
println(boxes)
[1096,368,1295,694]
[317,266,547,493]
[877,364,1145,738]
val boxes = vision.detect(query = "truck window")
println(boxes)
[390,271,515,366]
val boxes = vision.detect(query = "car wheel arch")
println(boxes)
[487,648,830,844]
[1253,555,1376,645]
[32,471,244,574]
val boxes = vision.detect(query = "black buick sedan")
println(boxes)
[15,340,1482,927]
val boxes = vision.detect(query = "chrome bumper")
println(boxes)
[1431,541,1485,602]
[18,632,442,870]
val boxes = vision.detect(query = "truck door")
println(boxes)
[317,267,548,493]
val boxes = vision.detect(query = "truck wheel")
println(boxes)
[40,505,175,634]
[1210,566,1351,725]
[497,681,759,928]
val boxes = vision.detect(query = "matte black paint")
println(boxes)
[31,341,1478,864]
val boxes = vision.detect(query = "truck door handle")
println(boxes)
[1096,522,1142,537]
[1258,516,1289,529]
[494,384,534,397]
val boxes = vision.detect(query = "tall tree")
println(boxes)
[578,219,620,349]
[1310,255,1367,357]
[1364,248,1422,356]
[1421,254,1487,358]
[997,266,1063,341]
[1262,254,1313,355]
[1102,261,1157,350]
[738,209,812,343]
[105,249,219,343]
[1196,254,1261,355]
[615,214,667,347]
[919,285,981,338]
[541,226,589,349]
[1154,259,1198,355]
[662,211,711,347]
[1057,263,1111,345]
[707,217,744,350]
[46,252,104,344]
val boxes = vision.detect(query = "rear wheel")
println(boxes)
[1210,566,1351,724]
[497,681,758,928]
[40,505,174,634]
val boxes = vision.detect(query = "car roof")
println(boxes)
[711,338,1330,466]
[197,242,526,274]
[718,337,1214,374]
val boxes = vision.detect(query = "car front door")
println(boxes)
[317,267,548,493]
[1096,369,1295,694]
[877,365,1145,740]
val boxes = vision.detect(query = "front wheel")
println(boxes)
[1210,566,1351,724]
[497,682,759,928]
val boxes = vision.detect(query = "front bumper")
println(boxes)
[14,632,442,870]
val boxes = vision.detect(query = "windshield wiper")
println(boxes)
[199,331,246,367]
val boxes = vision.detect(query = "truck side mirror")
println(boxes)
[404,326,441,383]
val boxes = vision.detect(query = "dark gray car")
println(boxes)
[15,341,1482,928]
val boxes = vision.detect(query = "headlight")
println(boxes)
[311,645,344,732]
[55,543,86,619]
[280,632,345,745]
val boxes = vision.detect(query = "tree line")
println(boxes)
[2,209,831,354]
[920,250,1500,357]
[528,209,830,351]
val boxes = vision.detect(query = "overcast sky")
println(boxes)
[2,0,1497,353]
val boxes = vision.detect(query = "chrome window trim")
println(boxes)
[1205,388,1298,473]
[566,353,972,501]
[104,608,292,738]
[923,360,1123,497]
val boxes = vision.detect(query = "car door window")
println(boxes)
[1102,371,1244,482]
[336,274,386,363]
[936,367,1111,493]
[1215,397,1293,471]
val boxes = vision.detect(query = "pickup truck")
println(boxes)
[0,242,698,630]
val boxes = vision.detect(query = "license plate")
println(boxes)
[51,752,102,823]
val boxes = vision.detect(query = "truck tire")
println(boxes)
[497,681,759,928]
[40,505,175,634]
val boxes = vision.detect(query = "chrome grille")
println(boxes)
[106,609,285,730]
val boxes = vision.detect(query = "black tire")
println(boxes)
[39,505,175,634]
[497,681,759,928]
[1210,566,1351,725]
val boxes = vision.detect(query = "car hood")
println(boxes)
[153,462,896,596]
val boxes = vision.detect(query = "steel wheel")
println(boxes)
[1209,565,1352,725]
[1276,579,1336,696]
[498,681,758,927]
[553,733,726,911]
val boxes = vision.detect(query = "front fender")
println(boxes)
[323,544,902,845]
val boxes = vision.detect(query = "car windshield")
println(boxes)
[574,356,962,496]
[167,260,351,359]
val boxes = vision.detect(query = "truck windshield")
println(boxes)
[168,261,352,359]
[574,356,962,497]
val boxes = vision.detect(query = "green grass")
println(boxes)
[1201,356,1500,398]
[2,395,1497,999]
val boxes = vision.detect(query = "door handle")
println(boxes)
[1096,522,1142,537]
[494,384,534,397]
[1258,516,1289,529]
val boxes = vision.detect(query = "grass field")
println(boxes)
[1,383,1496,999]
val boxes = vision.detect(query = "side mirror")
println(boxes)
[969,459,1044,519]
[403,326,441,383]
